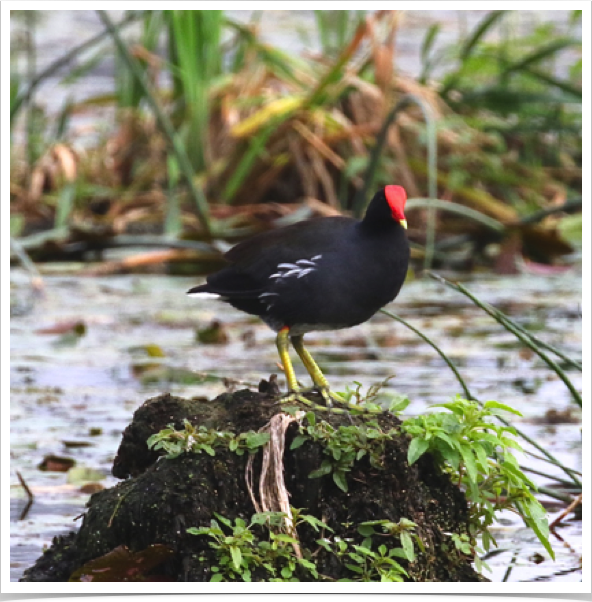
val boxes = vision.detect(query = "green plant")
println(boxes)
[314,10,366,57]
[290,411,400,492]
[321,536,409,582]
[356,518,423,562]
[115,10,163,110]
[146,419,270,459]
[188,510,324,582]
[402,396,554,561]
[338,376,411,413]
[189,508,418,582]
[165,9,224,172]
[429,11,581,169]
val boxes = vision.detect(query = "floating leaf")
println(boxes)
[67,466,105,485]
[38,454,76,472]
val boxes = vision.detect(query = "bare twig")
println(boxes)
[16,471,34,521]
[549,493,582,531]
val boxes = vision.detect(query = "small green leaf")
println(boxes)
[230,546,242,570]
[483,400,522,416]
[309,461,333,479]
[316,538,332,552]
[187,527,208,536]
[213,513,232,528]
[273,533,297,543]
[290,435,307,450]
[361,537,373,550]
[400,531,415,562]
[435,431,459,450]
[407,438,429,465]
[357,524,375,537]
[388,395,411,414]
[474,443,490,474]
[246,432,270,449]
[300,514,332,532]
[202,445,216,456]
[210,573,224,582]
[459,445,478,483]
[333,471,348,493]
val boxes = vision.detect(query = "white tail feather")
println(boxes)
[187,291,223,300]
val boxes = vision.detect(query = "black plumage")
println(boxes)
[188,185,409,398]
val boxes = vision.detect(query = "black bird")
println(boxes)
[188,185,409,401]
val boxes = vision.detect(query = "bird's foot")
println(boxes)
[275,387,380,416]
[276,388,348,415]
[316,386,345,407]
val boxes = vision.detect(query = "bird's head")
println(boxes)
[384,185,407,229]
[362,185,408,230]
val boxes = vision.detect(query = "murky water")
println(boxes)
[9,268,582,582]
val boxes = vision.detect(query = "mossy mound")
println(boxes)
[20,382,487,582]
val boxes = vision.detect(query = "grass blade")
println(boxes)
[97,10,212,237]
[460,10,508,61]
[428,272,582,408]
[504,38,580,75]
[10,11,142,122]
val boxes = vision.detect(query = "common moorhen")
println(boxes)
[188,185,409,402]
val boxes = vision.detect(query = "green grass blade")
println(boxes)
[405,198,506,233]
[97,10,212,237]
[460,10,508,61]
[419,23,441,82]
[54,182,76,229]
[504,38,580,75]
[221,118,282,202]
[429,273,582,408]
[10,11,142,122]
[380,309,473,400]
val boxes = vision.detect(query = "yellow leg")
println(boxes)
[275,330,368,414]
[276,327,299,391]
[291,335,343,406]
[290,334,329,389]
